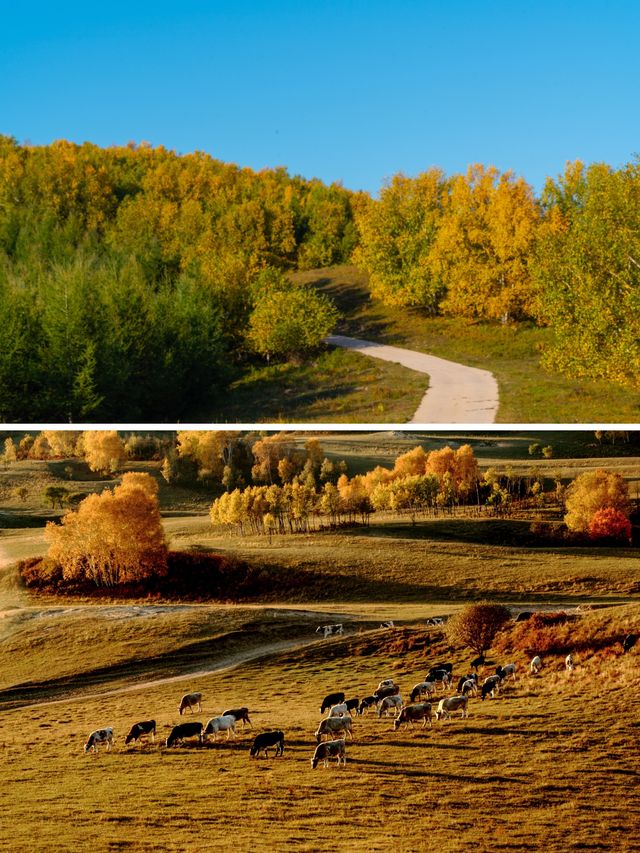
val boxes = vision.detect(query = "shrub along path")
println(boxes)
[325,334,499,423]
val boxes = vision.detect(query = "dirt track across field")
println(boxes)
[325,334,499,423]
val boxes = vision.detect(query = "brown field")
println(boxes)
[0,604,639,852]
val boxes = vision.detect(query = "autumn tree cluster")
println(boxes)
[43,472,167,587]
[564,469,632,541]
[210,444,483,534]
[355,160,640,389]
[0,138,351,420]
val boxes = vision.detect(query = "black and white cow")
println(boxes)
[222,707,252,728]
[84,727,114,753]
[124,720,156,745]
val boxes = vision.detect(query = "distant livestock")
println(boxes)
[84,727,114,754]
[328,702,349,718]
[459,678,478,697]
[222,707,252,728]
[320,692,345,714]
[410,681,437,703]
[426,617,444,626]
[456,673,478,693]
[377,694,403,717]
[178,692,202,715]
[358,696,378,715]
[622,634,637,653]
[250,731,285,758]
[530,655,543,674]
[166,722,203,748]
[393,702,432,730]
[376,679,396,692]
[435,696,468,720]
[344,698,360,716]
[470,654,485,672]
[380,620,395,629]
[565,654,574,672]
[427,663,453,678]
[496,663,517,682]
[515,611,533,622]
[124,720,156,745]
[311,738,346,769]
[317,624,344,639]
[204,715,237,741]
[315,716,353,742]
[481,675,502,700]
[425,671,451,692]
[374,683,399,701]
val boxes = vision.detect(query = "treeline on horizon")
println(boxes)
[1,137,639,421]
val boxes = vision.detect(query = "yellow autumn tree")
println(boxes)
[564,469,631,533]
[83,430,126,474]
[433,164,540,321]
[44,472,167,587]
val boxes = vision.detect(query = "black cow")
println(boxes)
[320,692,345,713]
[250,731,285,758]
[623,633,638,653]
[165,722,203,748]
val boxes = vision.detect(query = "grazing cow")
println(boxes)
[481,675,502,700]
[470,654,485,672]
[530,655,543,674]
[622,634,637,654]
[380,620,395,629]
[203,714,237,741]
[316,624,344,639]
[496,663,517,682]
[178,692,202,715]
[344,697,360,716]
[410,681,437,703]
[426,616,444,626]
[222,707,252,728]
[358,696,378,715]
[328,702,349,718]
[377,694,403,717]
[250,731,285,758]
[425,671,451,693]
[460,678,478,698]
[376,679,396,691]
[435,696,468,720]
[124,720,156,745]
[165,722,203,748]
[373,684,399,701]
[315,716,353,742]
[311,738,346,769]
[84,727,114,754]
[320,692,345,714]
[456,674,477,693]
[427,663,453,678]
[393,702,432,730]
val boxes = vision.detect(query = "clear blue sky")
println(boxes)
[3,0,639,195]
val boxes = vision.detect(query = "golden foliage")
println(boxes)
[82,430,126,474]
[564,469,631,533]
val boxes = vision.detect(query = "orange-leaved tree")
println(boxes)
[564,469,631,533]
[44,472,167,587]
[82,430,126,475]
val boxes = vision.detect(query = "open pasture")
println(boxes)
[0,605,638,851]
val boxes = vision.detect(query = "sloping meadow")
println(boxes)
[0,605,638,851]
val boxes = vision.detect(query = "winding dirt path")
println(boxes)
[326,334,499,423]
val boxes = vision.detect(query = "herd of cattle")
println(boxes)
[82,650,566,768]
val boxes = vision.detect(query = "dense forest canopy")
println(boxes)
[1,137,640,421]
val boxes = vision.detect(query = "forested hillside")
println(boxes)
[0,138,356,421]
[2,138,639,421]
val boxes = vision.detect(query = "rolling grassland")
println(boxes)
[0,606,638,852]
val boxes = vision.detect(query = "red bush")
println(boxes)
[588,507,631,542]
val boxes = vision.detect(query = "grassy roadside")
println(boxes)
[292,265,640,423]
[202,344,426,423]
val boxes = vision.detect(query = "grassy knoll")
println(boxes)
[209,346,426,423]
[292,265,640,423]
[0,605,638,851]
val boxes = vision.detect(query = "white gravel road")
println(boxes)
[326,334,499,423]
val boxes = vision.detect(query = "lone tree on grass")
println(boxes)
[446,602,511,657]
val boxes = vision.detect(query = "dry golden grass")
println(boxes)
[0,605,638,851]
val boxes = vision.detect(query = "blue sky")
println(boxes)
[3,0,639,195]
